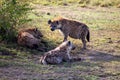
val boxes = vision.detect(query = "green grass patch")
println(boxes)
[31,0,120,7]
[0,4,120,80]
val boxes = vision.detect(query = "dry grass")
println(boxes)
[31,0,120,7]
[0,4,120,80]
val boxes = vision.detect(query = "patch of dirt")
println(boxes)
[0,4,120,80]
[0,50,16,56]
[0,48,120,80]
[0,66,42,80]
[77,49,120,61]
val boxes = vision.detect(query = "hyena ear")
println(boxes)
[48,20,52,24]
[67,41,71,46]
[35,28,38,31]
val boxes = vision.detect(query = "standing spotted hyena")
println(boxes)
[48,17,90,49]
[39,41,81,65]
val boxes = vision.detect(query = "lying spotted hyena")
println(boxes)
[40,41,81,65]
[48,17,90,49]
[19,28,43,39]
[17,28,43,48]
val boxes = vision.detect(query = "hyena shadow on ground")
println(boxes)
[77,49,120,62]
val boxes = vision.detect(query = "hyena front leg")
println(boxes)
[63,36,68,42]
[63,33,68,42]
[63,52,72,62]
[40,56,47,65]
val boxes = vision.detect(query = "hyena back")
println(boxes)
[19,28,43,39]
[48,17,90,49]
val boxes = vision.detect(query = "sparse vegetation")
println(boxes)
[32,0,120,7]
[0,0,31,42]
[0,0,120,80]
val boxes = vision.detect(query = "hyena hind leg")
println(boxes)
[81,38,87,49]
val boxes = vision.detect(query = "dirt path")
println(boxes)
[0,5,120,80]
[0,48,120,80]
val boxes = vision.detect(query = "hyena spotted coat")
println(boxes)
[40,41,81,65]
[48,17,90,49]
[19,28,43,39]
[17,28,43,48]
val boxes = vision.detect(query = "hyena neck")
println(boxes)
[59,24,65,31]
[59,27,68,34]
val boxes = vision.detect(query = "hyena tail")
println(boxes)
[86,30,90,42]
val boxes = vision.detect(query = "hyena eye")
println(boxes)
[48,20,52,24]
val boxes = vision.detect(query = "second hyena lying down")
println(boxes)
[40,41,81,65]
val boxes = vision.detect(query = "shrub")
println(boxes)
[0,0,32,42]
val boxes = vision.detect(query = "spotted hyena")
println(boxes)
[19,28,43,39]
[17,28,43,48]
[40,41,81,65]
[48,17,90,49]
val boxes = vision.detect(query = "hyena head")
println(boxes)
[31,28,43,39]
[48,20,62,31]
[58,41,76,51]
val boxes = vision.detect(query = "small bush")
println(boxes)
[0,0,31,42]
